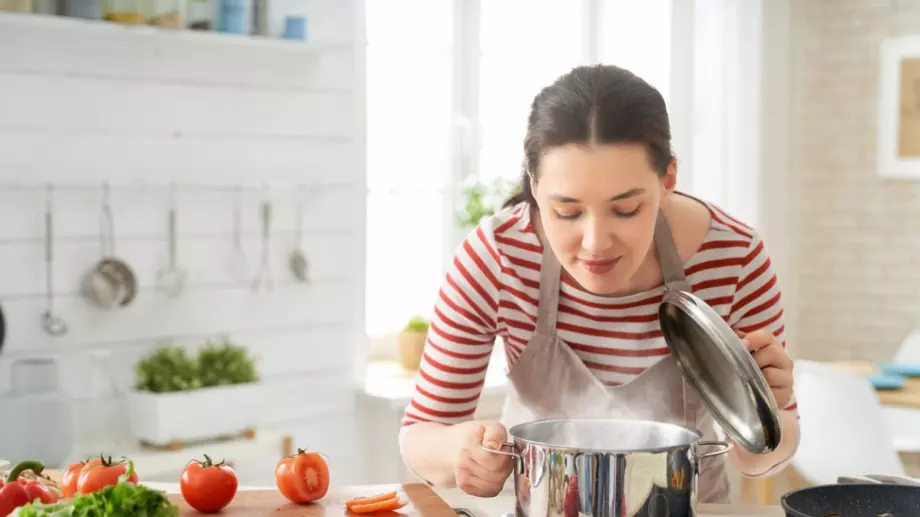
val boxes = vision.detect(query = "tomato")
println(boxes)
[275,448,330,504]
[180,454,238,513]
[76,456,138,495]
[62,459,100,498]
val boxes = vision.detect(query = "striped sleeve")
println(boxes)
[400,222,503,427]
[728,233,798,413]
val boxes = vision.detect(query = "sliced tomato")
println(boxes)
[346,492,398,508]
[348,497,407,514]
[275,448,330,504]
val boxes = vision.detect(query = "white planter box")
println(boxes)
[127,382,264,446]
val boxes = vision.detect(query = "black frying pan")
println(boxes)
[781,484,920,517]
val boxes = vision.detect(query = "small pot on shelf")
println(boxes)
[397,316,429,373]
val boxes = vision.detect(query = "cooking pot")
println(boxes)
[482,418,731,517]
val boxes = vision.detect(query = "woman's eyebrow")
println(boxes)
[549,188,646,203]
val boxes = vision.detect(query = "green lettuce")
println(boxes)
[11,461,178,517]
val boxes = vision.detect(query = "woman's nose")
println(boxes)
[581,217,612,253]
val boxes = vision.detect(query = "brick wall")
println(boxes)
[791,0,920,361]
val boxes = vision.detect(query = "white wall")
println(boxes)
[0,1,365,485]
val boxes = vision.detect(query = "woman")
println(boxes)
[399,64,800,502]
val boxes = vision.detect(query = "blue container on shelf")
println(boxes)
[219,0,248,34]
[868,373,907,390]
[879,362,920,377]
[283,16,307,41]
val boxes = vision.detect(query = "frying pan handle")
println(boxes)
[0,301,5,355]
[697,440,733,460]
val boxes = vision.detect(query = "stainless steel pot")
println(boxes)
[482,418,732,517]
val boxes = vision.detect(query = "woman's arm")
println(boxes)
[399,223,505,486]
[726,231,801,476]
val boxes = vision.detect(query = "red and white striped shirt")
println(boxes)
[402,198,797,428]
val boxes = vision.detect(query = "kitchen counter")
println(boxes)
[142,482,782,517]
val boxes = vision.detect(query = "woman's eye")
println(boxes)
[553,210,581,221]
[614,206,640,218]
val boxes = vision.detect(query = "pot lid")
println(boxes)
[658,289,782,454]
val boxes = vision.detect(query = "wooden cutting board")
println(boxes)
[167,483,460,517]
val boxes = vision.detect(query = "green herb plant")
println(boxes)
[403,315,430,334]
[455,177,516,232]
[134,335,259,394]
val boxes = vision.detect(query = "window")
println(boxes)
[365,1,680,342]
[365,0,454,339]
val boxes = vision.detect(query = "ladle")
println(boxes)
[41,183,68,335]
[156,185,188,297]
[288,185,309,283]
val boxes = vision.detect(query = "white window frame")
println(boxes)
[365,0,776,355]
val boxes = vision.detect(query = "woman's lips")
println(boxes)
[578,257,620,275]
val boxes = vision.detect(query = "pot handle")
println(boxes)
[478,442,520,460]
[697,440,733,460]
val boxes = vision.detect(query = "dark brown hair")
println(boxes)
[503,64,674,208]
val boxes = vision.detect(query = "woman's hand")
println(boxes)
[737,329,794,408]
[454,421,513,497]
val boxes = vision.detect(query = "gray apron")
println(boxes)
[498,208,730,504]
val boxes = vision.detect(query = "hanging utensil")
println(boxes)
[228,184,250,282]
[156,186,188,297]
[288,185,309,283]
[80,182,137,310]
[0,301,6,357]
[41,183,68,336]
[251,199,273,292]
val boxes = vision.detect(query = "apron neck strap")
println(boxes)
[532,207,562,336]
[653,210,692,292]
[653,208,698,426]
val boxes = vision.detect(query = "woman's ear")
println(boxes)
[528,171,538,203]
[659,158,678,205]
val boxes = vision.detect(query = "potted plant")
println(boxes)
[397,315,429,372]
[127,335,263,447]
[456,177,517,233]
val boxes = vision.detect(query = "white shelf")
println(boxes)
[0,11,347,52]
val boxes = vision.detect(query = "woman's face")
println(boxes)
[532,143,676,296]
